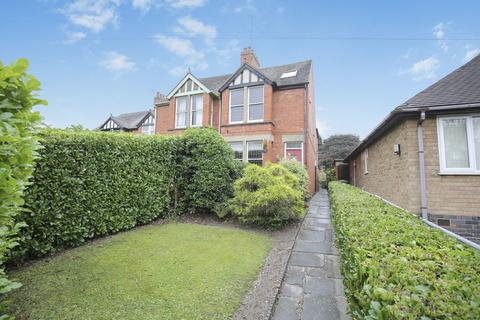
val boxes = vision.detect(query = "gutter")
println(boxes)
[417,110,428,219]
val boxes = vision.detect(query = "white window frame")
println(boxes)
[229,88,244,124]
[284,141,304,165]
[363,148,368,174]
[437,115,480,175]
[190,94,203,127]
[228,141,244,161]
[175,96,188,129]
[247,140,264,165]
[247,85,264,123]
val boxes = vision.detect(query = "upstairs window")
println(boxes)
[285,142,303,163]
[141,114,155,135]
[175,96,187,128]
[280,70,297,79]
[230,89,244,123]
[190,94,203,127]
[438,115,480,174]
[248,86,264,122]
[247,141,263,165]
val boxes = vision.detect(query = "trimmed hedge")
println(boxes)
[329,182,480,319]
[0,59,44,314]
[14,128,238,260]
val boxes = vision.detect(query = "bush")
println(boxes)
[278,158,309,198]
[0,59,44,314]
[229,164,304,229]
[329,182,480,319]
[326,167,337,185]
[14,128,238,260]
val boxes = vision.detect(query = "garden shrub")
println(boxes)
[278,158,309,198]
[229,164,304,229]
[14,128,238,260]
[329,182,480,319]
[0,59,44,315]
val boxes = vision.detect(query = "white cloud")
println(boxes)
[62,0,120,32]
[463,48,480,63]
[234,0,256,13]
[63,31,87,45]
[402,56,440,80]
[99,51,136,73]
[167,0,206,8]
[433,22,449,52]
[132,0,152,11]
[177,15,216,42]
[154,35,207,74]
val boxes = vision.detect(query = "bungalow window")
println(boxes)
[248,86,264,121]
[285,142,303,163]
[363,148,368,174]
[247,141,263,165]
[190,94,203,127]
[230,88,244,123]
[438,115,480,173]
[228,142,243,161]
[175,96,187,128]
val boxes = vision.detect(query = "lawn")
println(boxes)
[9,223,272,320]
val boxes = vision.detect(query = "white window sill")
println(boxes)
[438,171,480,176]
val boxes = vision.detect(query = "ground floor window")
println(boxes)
[247,141,263,165]
[285,141,303,163]
[228,142,243,161]
[438,115,480,173]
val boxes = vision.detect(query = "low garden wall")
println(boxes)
[329,182,480,319]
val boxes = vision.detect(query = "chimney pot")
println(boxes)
[240,47,260,68]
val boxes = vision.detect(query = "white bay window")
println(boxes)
[438,115,480,174]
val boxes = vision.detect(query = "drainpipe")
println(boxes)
[303,84,308,167]
[417,110,428,219]
[353,160,356,186]
[218,95,222,133]
[210,96,214,127]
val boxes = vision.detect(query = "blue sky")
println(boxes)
[1,0,480,138]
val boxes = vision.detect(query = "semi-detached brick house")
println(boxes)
[155,48,319,193]
[344,55,480,244]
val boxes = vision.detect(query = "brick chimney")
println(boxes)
[240,47,260,68]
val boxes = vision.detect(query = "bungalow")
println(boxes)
[345,55,480,243]
[154,48,319,193]
[98,110,155,134]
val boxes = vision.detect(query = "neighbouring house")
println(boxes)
[154,47,319,192]
[98,110,155,134]
[344,55,480,243]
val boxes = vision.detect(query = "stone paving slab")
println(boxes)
[271,190,351,320]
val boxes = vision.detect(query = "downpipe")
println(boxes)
[417,110,428,219]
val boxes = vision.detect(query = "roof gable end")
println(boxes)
[167,73,213,99]
[218,63,274,92]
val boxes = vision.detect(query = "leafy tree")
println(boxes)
[319,134,360,168]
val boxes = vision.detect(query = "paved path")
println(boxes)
[271,190,350,320]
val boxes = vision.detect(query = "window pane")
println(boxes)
[191,95,203,126]
[247,141,263,165]
[229,142,243,160]
[443,118,469,168]
[249,86,263,104]
[176,97,187,112]
[231,105,244,122]
[286,142,302,149]
[474,118,480,169]
[176,97,187,127]
[249,103,263,121]
[230,89,243,105]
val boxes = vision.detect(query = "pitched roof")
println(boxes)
[198,60,312,92]
[111,110,153,129]
[398,55,480,109]
[344,55,480,162]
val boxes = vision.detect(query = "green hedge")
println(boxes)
[14,128,238,260]
[0,59,44,314]
[329,182,480,319]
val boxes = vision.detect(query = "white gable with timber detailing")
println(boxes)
[102,119,120,130]
[167,73,211,99]
[229,68,263,87]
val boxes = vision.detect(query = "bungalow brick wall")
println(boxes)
[350,116,480,243]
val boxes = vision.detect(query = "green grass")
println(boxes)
[9,223,272,320]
